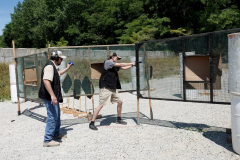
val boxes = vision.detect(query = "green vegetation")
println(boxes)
[1,0,240,48]
[0,63,10,101]
[147,56,180,79]
[46,37,69,48]
[0,35,7,48]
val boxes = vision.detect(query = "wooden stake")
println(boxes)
[67,96,70,109]
[72,97,75,110]
[62,91,71,114]
[137,97,140,125]
[85,96,87,113]
[79,96,81,112]
[92,95,95,113]
[60,93,68,112]
[12,41,21,116]
[226,128,231,134]
[148,65,153,120]
[148,90,153,120]
[107,46,110,58]
[90,81,94,113]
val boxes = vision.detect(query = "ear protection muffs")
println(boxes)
[51,50,59,61]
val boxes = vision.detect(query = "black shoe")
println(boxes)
[89,123,98,130]
[116,119,127,125]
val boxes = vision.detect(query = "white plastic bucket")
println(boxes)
[9,64,25,103]
[228,33,240,93]
[228,33,240,154]
[231,92,240,154]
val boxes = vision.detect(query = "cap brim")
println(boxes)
[117,56,121,60]
[60,56,66,59]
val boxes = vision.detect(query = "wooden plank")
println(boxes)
[226,128,231,134]
[49,44,135,49]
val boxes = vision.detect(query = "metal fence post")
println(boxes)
[209,34,213,103]
[182,38,186,101]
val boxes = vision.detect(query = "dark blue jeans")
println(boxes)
[43,100,61,143]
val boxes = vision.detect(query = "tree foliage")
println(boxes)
[1,0,240,48]
[119,14,170,43]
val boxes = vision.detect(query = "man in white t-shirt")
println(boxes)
[89,52,135,130]
[39,50,73,147]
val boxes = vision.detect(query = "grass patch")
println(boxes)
[147,56,180,79]
[0,63,10,101]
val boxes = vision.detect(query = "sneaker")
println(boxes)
[116,119,127,125]
[43,140,60,147]
[53,134,67,140]
[89,123,98,130]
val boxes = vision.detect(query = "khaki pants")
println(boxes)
[99,88,122,106]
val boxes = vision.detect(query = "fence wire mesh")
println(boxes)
[15,45,136,103]
[136,28,240,103]
[13,28,240,104]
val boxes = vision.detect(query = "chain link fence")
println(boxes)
[135,28,240,104]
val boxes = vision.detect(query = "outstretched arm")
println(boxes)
[114,61,135,68]
[119,65,133,70]
[59,63,72,75]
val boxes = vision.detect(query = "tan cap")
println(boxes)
[51,50,66,59]
[110,52,121,60]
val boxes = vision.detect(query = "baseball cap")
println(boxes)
[51,50,66,59]
[110,52,121,60]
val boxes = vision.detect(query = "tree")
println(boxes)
[0,35,7,48]
[199,0,240,32]
[2,0,240,48]
[118,14,170,43]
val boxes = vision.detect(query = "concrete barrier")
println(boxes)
[0,47,174,63]
[0,48,48,63]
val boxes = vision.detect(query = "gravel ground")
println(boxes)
[0,92,240,160]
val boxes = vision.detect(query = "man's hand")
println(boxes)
[67,63,72,68]
[51,95,58,106]
[60,63,72,75]
[43,79,58,105]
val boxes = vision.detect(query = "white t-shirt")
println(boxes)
[43,60,60,82]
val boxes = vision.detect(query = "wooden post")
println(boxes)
[107,46,110,58]
[92,94,94,113]
[88,47,95,113]
[12,41,21,116]
[137,97,140,125]
[85,96,87,113]
[73,97,75,110]
[67,96,70,109]
[79,96,81,112]
[148,90,153,120]
[151,76,153,90]
[148,65,153,120]
[143,44,153,120]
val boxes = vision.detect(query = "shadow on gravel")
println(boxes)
[28,103,45,111]
[203,131,234,153]
[138,118,234,153]
[21,108,234,153]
